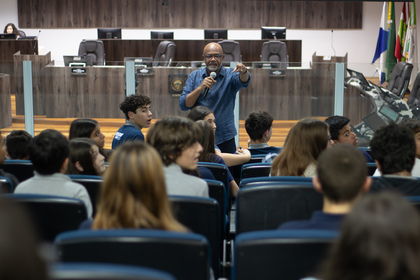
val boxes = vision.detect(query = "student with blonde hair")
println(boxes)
[271,118,332,177]
[91,142,186,232]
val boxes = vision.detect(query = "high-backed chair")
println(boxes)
[197,162,229,192]
[68,174,103,216]
[235,184,323,234]
[386,61,413,98]
[78,40,105,65]
[233,230,337,280]
[50,263,176,280]
[218,40,241,65]
[153,41,176,67]
[169,196,221,277]
[54,229,211,280]
[18,30,26,37]
[2,194,87,242]
[260,40,288,68]
[0,159,34,182]
[407,72,420,117]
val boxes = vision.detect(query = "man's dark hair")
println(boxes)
[400,118,420,134]
[5,130,33,160]
[245,111,273,141]
[28,129,69,175]
[317,144,367,203]
[370,123,415,175]
[119,95,151,120]
[324,116,350,140]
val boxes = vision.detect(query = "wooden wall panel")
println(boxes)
[18,0,363,29]
[0,74,12,129]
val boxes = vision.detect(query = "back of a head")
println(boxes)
[94,142,184,231]
[28,129,69,175]
[196,120,216,161]
[400,118,420,134]
[245,111,273,141]
[272,118,329,176]
[68,118,98,140]
[0,199,47,280]
[187,106,214,121]
[317,144,367,203]
[146,116,202,166]
[370,123,415,175]
[67,138,98,176]
[5,130,33,160]
[317,191,420,280]
[119,95,151,120]
[324,115,350,141]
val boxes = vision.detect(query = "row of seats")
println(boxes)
[78,39,289,67]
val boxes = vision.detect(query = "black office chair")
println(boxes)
[18,30,26,37]
[1,194,87,242]
[78,40,105,65]
[169,195,221,277]
[407,72,420,118]
[68,174,103,216]
[386,61,413,98]
[260,40,288,69]
[153,41,176,67]
[218,40,241,66]
[50,262,176,280]
[0,159,34,182]
[54,229,211,280]
[235,184,323,234]
[233,229,337,280]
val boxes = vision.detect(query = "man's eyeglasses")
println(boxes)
[204,54,223,59]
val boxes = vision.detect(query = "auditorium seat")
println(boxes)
[218,40,241,66]
[54,229,211,280]
[50,262,176,280]
[204,179,228,235]
[386,61,413,98]
[153,41,176,67]
[68,174,103,216]
[233,229,337,280]
[240,163,272,181]
[0,176,13,193]
[239,176,313,189]
[78,40,105,65]
[235,184,323,234]
[169,195,221,277]
[0,159,34,182]
[2,194,87,242]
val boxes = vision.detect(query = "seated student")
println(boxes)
[278,144,371,230]
[324,115,373,162]
[82,142,186,232]
[373,119,420,177]
[245,111,281,156]
[187,106,251,166]
[69,118,110,161]
[271,118,332,177]
[112,95,152,150]
[0,132,19,188]
[370,123,420,195]
[14,129,93,218]
[196,120,239,197]
[308,191,420,280]
[147,116,209,197]
[4,130,33,160]
[67,138,106,176]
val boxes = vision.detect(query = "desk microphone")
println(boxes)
[203,71,216,99]
[34,30,41,54]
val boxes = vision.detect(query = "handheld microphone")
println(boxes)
[203,72,216,99]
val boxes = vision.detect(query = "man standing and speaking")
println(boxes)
[179,43,251,153]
